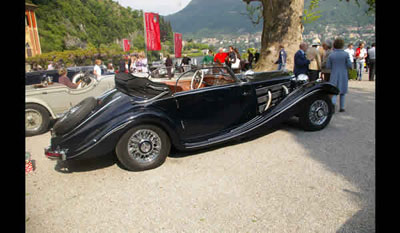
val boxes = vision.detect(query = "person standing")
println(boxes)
[275,45,287,71]
[326,38,352,113]
[106,63,114,73]
[138,52,148,73]
[293,42,310,77]
[306,39,321,81]
[227,46,237,69]
[368,43,376,81]
[118,56,130,73]
[181,54,191,72]
[165,54,173,79]
[355,42,367,81]
[321,39,333,82]
[214,48,228,65]
[202,49,214,65]
[344,43,355,69]
[47,61,55,70]
[254,50,260,64]
[247,49,254,69]
[93,59,102,79]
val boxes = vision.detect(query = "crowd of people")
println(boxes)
[195,46,260,73]
[116,51,148,74]
[293,38,376,113]
[30,39,375,114]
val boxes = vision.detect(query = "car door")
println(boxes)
[174,72,257,143]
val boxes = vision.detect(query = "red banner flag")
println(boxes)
[144,12,161,51]
[174,33,182,58]
[123,39,130,52]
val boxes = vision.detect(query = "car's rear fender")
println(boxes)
[58,107,183,160]
[112,109,183,151]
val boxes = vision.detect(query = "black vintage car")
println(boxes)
[45,66,338,171]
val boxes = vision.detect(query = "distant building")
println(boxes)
[25,3,41,58]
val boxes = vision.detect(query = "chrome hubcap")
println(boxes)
[26,109,42,131]
[309,100,329,126]
[127,129,162,163]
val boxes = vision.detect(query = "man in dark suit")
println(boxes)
[294,42,310,77]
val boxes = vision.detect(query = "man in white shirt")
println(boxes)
[344,43,355,69]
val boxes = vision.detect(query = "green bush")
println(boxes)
[348,68,357,80]
[26,47,134,68]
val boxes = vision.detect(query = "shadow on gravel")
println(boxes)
[169,124,282,158]
[282,86,375,233]
[53,123,284,173]
[54,152,118,173]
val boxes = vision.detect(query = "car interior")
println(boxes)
[152,67,237,94]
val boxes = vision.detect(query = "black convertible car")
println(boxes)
[45,66,338,171]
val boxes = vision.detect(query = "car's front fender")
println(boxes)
[25,96,57,118]
[273,80,339,117]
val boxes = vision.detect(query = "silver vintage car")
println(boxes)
[25,73,115,136]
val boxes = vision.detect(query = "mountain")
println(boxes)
[165,0,375,39]
[164,0,262,37]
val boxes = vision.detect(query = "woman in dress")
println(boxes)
[326,38,352,112]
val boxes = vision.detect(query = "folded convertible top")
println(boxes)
[115,72,171,98]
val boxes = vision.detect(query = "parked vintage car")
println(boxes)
[25,66,109,85]
[25,73,115,136]
[45,66,339,171]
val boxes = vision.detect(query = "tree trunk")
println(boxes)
[254,0,304,72]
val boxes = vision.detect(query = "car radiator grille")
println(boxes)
[256,82,290,114]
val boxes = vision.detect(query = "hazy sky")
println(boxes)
[115,0,192,16]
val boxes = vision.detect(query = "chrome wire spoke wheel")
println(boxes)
[127,129,162,163]
[308,99,329,126]
[26,109,43,131]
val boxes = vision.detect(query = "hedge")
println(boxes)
[26,46,138,69]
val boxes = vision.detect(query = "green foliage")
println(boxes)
[348,68,358,80]
[26,46,128,68]
[339,0,375,14]
[30,0,173,53]
[244,2,263,26]
[303,0,322,24]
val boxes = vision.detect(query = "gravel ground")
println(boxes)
[25,76,375,233]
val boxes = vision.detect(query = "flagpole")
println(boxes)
[143,11,149,63]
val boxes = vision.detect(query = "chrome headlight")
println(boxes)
[297,74,309,82]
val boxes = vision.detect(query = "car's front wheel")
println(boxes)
[115,125,171,171]
[299,94,333,131]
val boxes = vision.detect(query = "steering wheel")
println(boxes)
[190,69,204,90]
[77,74,92,89]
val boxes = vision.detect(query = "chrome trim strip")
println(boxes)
[282,85,289,95]
[132,91,170,104]
[185,89,320,149]
[97,88,117,99]
[264,91,272,111]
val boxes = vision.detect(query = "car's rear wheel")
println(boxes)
[25,104,50,136]
[115,125,171,171]
[299,94,333,131]
[53,97,97,135]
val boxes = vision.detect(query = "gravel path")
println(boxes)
[25,77,375,233]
